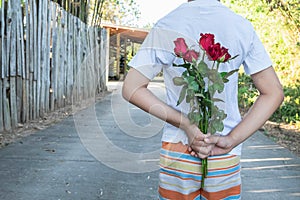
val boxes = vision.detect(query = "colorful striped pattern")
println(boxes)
[159,142,241,200]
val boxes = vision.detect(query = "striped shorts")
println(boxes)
[159,142,241,200]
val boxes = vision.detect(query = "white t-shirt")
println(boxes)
[128,0,272,155]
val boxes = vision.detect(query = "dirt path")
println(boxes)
[263,121,300,157]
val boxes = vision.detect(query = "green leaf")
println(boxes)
[173,63,191,69]
[186,76,195,84]
[223,78,230,83]
[186,89,195,103]
[189,81,199,92]
[220,69,238,83]
[173,77,186,86]
[211,98,224,102]
[188,112,202,124]
[225,69,239,79]
[195,93,205,98]
[208,126,217,135]
[208,119,225,134]
[209,82,224,95]
[182,70,188,77]
[184,75,199,92]
[230,54,239,60]
[198,60,209,77]
[203,98,213,107]
[208,69,223,84]
[177,85,188,106]
[220,72,227,78]
[214,121,224,132]
[188,68,196,76]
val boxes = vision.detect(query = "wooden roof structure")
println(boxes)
[100,23,149,44]
[100,23,150,80]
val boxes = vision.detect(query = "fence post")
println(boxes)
[0,0,5,131]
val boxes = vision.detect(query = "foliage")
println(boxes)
[97,0,141,26]
[265,0,300,36]
[272,84,300,126]
[50,0,140,26]
[237,73,258,111]
[238,73,300,127]
[224,0,300,128]
[51,0,90,23]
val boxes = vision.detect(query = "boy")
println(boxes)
[122,0,284,199]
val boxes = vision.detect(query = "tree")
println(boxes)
[90,0,141,26]
[52,0,141,27]
[52,0,90,23]
[265,0,300,42]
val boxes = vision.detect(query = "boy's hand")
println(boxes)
[188,134,235,158]
[187,132,216,159]
[204,135,234,156]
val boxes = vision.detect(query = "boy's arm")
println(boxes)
[206,66,284,155]
[122,68,210,157]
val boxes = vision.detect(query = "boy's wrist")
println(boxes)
[226,132,240,149]
[179,115,191,131]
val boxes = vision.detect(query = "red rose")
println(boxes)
[183,50,199,62]
[207,43,222,61]
[174,38,188,57]
[199,33,215,51]
[218,47,231,62]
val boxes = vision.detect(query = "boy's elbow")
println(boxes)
[122,84,131,102]
[278,86,285,104]
[274,83,284,106]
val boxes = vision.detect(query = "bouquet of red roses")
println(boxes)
[173,33,238,187]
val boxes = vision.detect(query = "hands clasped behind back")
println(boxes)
[184,123,234,159]
[183,123,214,159]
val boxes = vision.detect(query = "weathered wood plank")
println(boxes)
[45,0,51,113]
[75,18,81,102]
[16,76,22,122]
[6,1,12,78]
[94,28,100,94]
[50,3,58,111]
[16,2,24,78]
[4,83,12,130]
[27,0,33,121]
[9,77,18,129]
[81,21,85,99]
[23,0,30,122]
[0,0,5,130]
[32,0,38,119]
[29,73,34,120]
[16,1,25,123]
[0,0,6,80]
[0,79,3,131]
[69,15,74,103]
[99,29,107,92]
[8,0,18,129]
[87,28,92,98]
[39,0,48,116]
[36,0,43,117]
[56,8,64,108]
[66,10,72,104]
[61,9,67,107]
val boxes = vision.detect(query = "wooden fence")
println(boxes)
[0,0,108,132]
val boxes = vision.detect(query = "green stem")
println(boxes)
[201,158,208,188]
[216,62,220,71]
[212,61,216,70]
